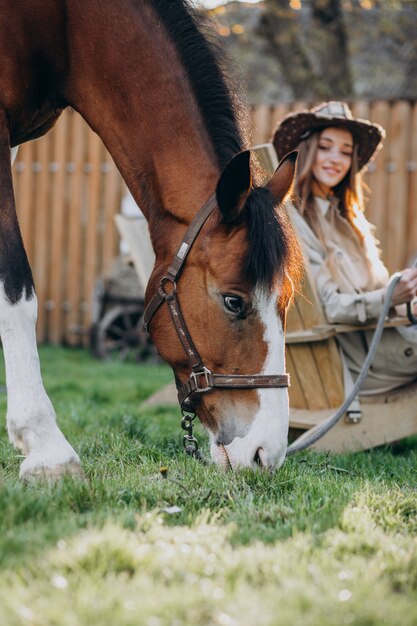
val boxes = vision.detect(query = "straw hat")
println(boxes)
[272,101,385,171]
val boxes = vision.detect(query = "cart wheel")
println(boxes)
[90,304,158,362]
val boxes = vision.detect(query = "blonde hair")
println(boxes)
[293,129,366,240]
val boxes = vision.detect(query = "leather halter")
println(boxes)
[143,193,290,411]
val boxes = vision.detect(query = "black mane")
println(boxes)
[149,0,244,169]
[244,188,299,299]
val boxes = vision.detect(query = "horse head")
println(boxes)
[145,150,299,470]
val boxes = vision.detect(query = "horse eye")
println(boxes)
[223,295,245,315]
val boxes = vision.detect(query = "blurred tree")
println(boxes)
[375,0,417,98]
[207,0,417,103]
[258,0,353,99]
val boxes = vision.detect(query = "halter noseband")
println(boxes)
[143,193,290,413]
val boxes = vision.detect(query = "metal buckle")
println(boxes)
[181,411,200,457]
[346,410,362,424]
[190,367,212,392]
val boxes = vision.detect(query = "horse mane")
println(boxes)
[149,0,245,169]
[244,188,301,303]
[150,1,299,299]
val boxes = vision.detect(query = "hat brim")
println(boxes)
[272,111,385,172]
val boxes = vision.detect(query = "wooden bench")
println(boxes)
[285,266,417,452]
[254,143,417,452]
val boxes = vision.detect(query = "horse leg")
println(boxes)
[0,114,82,480]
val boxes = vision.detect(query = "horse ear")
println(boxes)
[266,151,298,204]
[216,150,252,223]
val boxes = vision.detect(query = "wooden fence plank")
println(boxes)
[407,104,417,264]
[366,101,391,245]
[65,112,86,345]
[252,104,273,144]
[33,135,51,342]
[385,101,411,272]
[351,100,370,121]
[48,113,68,344]
[292,101,309,113]
[81,131,103,336]
[270,103,291,139]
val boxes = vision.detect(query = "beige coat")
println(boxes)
[286,198,417,395]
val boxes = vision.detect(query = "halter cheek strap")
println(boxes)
[143,193,290,411]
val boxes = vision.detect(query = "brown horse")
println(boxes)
[0,0,299,478]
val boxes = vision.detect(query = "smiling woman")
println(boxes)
[273,100,417,400]
[311,128,353,193]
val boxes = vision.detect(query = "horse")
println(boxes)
[0,0,300,478]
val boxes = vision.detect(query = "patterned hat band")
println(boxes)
[313,101,353,119]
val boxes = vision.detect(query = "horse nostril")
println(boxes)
[254,447,267,468]
[218,443,232,470]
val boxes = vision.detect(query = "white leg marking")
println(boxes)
[217,289,289,469]
[0,286,82,479]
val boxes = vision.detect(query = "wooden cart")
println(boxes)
[285,267,417,452]
[89,215,157,362]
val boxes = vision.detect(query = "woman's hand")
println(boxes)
[387,268,417,306]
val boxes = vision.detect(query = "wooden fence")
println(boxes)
[12,111,125,345]
[11,101,417,344]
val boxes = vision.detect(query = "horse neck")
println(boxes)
[65,0,222,231]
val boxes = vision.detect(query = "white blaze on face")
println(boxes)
[253,288,289,467]
[210,287,289,469]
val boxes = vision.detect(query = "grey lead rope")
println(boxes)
[286,261,417,456]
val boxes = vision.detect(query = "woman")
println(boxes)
[273,101,417,394]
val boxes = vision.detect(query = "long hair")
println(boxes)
[293,129,366,241]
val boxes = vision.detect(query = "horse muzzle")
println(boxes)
[210,415,288,470]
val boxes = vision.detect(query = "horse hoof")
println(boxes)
[19,457,84,482]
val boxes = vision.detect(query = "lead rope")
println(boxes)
[287,260,417,456]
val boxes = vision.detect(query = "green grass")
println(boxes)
[0,346,416,625]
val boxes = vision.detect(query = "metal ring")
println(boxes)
[159,276,177,297]
[183,434,199,451]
